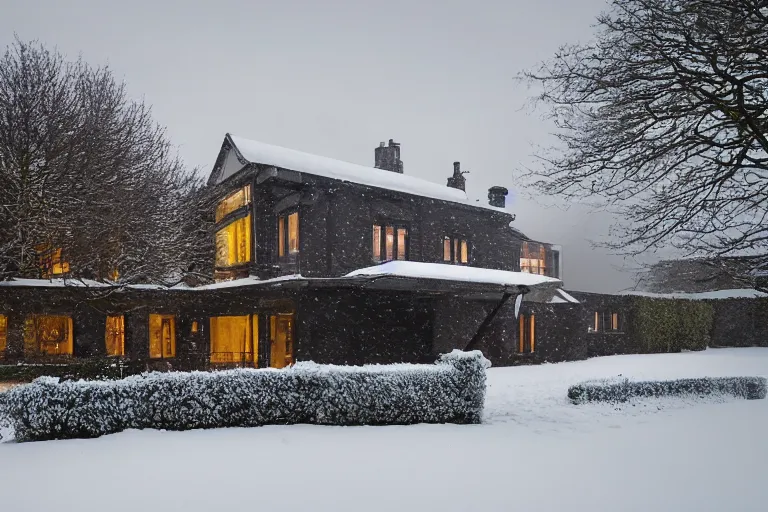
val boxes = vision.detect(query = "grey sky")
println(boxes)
[2,0,659,292]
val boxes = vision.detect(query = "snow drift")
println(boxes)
[568,376,767,404]
[1,350,490,442]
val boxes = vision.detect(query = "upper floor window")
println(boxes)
[443,236,469,264]
[278,212,300,258]
[520,241,547,275]
[215,185,251,223]
[591,311,622,333]
[373,224,408,262]
[36,245,70,278]
[215,214,252,267]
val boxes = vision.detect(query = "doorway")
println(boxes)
[269,314,294,369]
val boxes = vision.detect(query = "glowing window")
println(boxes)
[215,214,252,267]
[0,315,7,356]
[270,314,294,369]
[36,246,70,278]
[215,185,252,223]
[443,236,469,264]
[278,212,300,258]
[209,315,257,365]
[105,316,125,356]
[23,315,74,356]
[520,242,547,275]
[592,311,622,333]
[518,314,535,354]
[372,224,408,262]
[149,314,176,359]
[191,321,199,334]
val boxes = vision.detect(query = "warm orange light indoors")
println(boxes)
[288,212,299,254]
[149,314,175,358]
[191,321,199,333]
[530,314,536,353]
[36,246,71,278]
[215,215,251,267]
[518,314,525,353]
[23,315,73,356]
[215,185,252,223]
[373,225,382,261]
[270,314,294,369]
[105,316,125,356]
[209,315,257,365]
[0,314,7,356]
[443,237,451,262]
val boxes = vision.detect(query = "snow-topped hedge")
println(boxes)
[568,376,767,404]
[1,350,490,442]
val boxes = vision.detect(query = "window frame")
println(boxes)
[149,314,176,359]
[518,313,536,354]
[277,210,300,261]
[443,235,470,265]
[215,213,253,269]
[591,311,623,333]
[372,222,409,263]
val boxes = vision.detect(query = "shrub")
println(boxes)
[632,297,714,353]
[2,350,490,442]
[568,376,767,404]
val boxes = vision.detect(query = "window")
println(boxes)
[215,185,251,223]
[443,236,469,264]
[36,246,70,278]
[191,321,199,334]
[0,315,7,357]
[373,224,408,262]
[23,315,74,356]
[278,212,300,258]
[270,314,294,369]
[592,311,622,333]
[149,314,176,359]
[210,315,257,365]
[518,313,535,353]
[105,315,125,356]
[520,242,546,275]
[215,214,252,267]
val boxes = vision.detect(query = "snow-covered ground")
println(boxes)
[1,348,767,511]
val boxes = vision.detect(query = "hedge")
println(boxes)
[0,359,147,383]
[632,297,714,353]
[0,350,490,442]
[568,376,767,404]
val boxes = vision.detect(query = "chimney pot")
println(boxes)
[447,161,467,191]
[488,186,509,208]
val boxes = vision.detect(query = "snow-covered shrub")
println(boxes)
[568,376,767,404]
[3,350,490,442]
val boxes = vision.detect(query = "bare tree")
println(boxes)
[523,0,768,273]
[0,38,204,284]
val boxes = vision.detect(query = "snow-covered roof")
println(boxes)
[345,261,561,288]
[187,275,303,291]
[620,288,768,300]
[224,135,506,212]
[548,288,580,304]
[0,278,110,288]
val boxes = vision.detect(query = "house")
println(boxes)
[0,135,567,376]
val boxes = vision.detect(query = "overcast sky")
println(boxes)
[2,0,664,292]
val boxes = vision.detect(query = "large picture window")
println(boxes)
[443,236,469,264]
[215,214,252,267]
[23,315,74,356]
[373,224,408,262]
[210,315,258,365]
[149,314,176,359]
[278,212,300,259]
[520,241,547,275]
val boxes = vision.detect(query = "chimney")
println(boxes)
[446,161,467,191]
[374,139,404,173]
[488,186,508,208]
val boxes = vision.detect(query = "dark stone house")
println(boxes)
[0,135,567,377]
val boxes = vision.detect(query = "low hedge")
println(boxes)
[568,376,767,404]
[0,350,490,442]
[0,359,146,383]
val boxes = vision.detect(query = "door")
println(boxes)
[269,314,294,369]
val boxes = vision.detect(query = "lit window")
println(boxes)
[105,316,125,356]
[278,212,300,258]
[215,185,251,223]
[373,224,408,262]
[520,242,547,275]
[518,313,535,353]
[210,315,257,365]
[23,315,73,356]
[191,321,199,334]
[0,314,7,356]
[149,314,176,359]
[443,236,469,264]
[215,214,252,267]
[592,311,622,333]
[36,246,70,278]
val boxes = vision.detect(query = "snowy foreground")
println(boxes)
[2,348,767,512]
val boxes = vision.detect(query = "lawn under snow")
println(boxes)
[1,348,767,512]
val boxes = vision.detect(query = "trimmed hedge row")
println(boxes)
[568,376,767,404]
[0,350,490,442]
[0,359,146,383]
[632,297,714,353]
